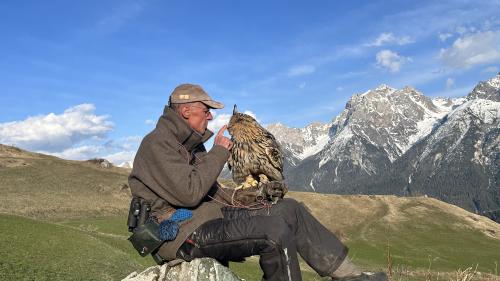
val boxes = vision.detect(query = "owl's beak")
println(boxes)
[233,104,238,115]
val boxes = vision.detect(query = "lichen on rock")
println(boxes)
[122,258,243,281]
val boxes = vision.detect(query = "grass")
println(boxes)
[0,214,153,281]
[1,147,499,280]
[0,156,130,220]
[343,201,500,274]
[3,211,496,281]
[0,214,328,281]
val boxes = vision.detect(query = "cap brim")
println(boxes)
[202,100,224,109]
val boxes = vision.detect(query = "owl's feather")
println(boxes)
[227,108,284,186]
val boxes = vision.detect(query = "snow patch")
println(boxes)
[319,127,354,168]
[300,133,329,159]
[487,74,500,89]
[309,179,316,192]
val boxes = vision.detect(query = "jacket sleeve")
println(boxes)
[131,134,230,208]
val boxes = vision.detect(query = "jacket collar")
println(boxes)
[157,106,214,151]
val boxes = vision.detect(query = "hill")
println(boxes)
[0,144,131,220]
[0,144,499,280]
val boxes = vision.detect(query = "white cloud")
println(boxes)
[103,150,137,165]
[439,32,453,42]
[482,66,499,73]
[0,104,113,152]
[43,145,137,166]
[287,65,316,76]
[208,110,258,135]
[446,78,454,89]
[208,112,231,134]
[105,135,142,151]
[440,30,500,69]
[455,25,477,35]
[121,136,142,150]
[97,2,145,34]
[376,50,412,73]
[366,32,414,47]
[145,119,155,125]
[46,145,102,160]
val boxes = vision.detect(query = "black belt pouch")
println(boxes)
[128,220,163,257]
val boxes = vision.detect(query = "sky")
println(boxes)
[0,0,499,165]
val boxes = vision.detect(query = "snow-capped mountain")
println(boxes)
[276,84,463,191]
[118,160,133,169]
[392,74,500,220]
[271,73,499,221]
[467,74,500,101]
[267,122,331,168]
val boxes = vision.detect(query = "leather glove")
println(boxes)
[258,181,288,203]
[232,186,262,205]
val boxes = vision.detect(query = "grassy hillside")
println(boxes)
[290,193,500,273]
[0,145,131,220]
[0,144,499,281]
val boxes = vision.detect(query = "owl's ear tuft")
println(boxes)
[233,104,238,115]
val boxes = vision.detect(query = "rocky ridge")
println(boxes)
[267,73,500,221]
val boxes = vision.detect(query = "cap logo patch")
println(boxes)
[179,94,190,100]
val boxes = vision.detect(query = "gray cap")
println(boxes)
[169,84,224,109]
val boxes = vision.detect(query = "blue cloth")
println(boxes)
[170,208,192,222]
[158,209,193,241]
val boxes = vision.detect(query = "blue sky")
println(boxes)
[0,0,499,164]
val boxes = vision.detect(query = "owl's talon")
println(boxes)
[258,174,269,183]
[239,175,257,189]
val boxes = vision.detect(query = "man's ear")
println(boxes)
[180,105,190,119]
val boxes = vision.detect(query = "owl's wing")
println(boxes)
[264,132,283,171]
[227,154,233,171]
[227,139,234,171]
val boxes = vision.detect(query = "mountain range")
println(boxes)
[267,73,500,222]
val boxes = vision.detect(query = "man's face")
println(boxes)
[186,102,213,134]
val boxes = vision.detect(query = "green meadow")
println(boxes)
[0,145,499,281]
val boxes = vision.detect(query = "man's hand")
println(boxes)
[214,125,233,150]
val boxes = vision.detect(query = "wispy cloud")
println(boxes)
[96,1,146,34]
[438,32,453,42]
[446,77,454,90]
[440,30,500,69]
[430,84,475,98]
[366,32,414,47]
[287,65,316,76]
[104,135,142,151]
[376,50,412,73]
[482,66,499,73]
[48,145,102,160]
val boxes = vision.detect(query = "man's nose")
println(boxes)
[207,111,213,120]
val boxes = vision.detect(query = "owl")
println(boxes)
[227,105,284,189]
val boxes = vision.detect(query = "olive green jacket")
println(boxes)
[129,106,230,261]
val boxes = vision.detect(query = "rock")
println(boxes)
[86,158,112,168]
[121,258,243,281]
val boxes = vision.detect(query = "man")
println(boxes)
[129,83,387,281]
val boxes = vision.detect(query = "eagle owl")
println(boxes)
[227,105,284,189]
